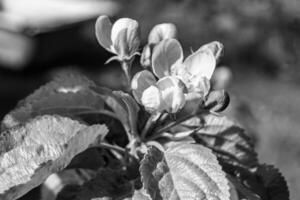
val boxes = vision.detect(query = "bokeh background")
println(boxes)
[0,0,299,199]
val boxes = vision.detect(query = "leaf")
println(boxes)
[140,143,230,200]
[255,164,290,200]
[0,115,108,200]
[227,175,262,200]
[1,73,105,130]
[192,114,258,168]
[19,73,95,107]
[113,91,140,136]
[91,86,132,135]
[69,168,134,200]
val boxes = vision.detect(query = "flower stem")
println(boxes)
[147,113,196,141]
[121,60,132,90]
[98,143,127,154]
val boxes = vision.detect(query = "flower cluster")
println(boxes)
[96,16,228,114]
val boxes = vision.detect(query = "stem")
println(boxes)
[121,60,132,90]
[98,143,127,154]
[147,113,196,141]
[141,112,166,141]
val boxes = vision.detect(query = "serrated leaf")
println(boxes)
[192,114,258,168]
[1,73,105,130]
[140,143,230,200]
[227,175,262,200]
[0,115,108,200]
[19,73,95,107]
[256,164,290,200]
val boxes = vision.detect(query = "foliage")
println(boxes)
[0,16,290,200]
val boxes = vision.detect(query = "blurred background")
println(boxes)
[0,0,299,199]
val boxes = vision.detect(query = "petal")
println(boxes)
[157,76,186,113]
[111,18,139,44]
[183,46,216,80]
[140,44,152,68]
[141,85,164,113]
[189,76,211,97]
[131,70,157,104]
[152,39,183,79]
[95,15,113,52]
[126,24,140,56]
[111,18,140,58]
[200,41,224,62]
[148,23,177,44]
[113,28,129,58]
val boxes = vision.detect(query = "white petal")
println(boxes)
[148,23,177,44]
[111,18,139,45]
[141,86,164,113]
[183,47,216,80]
[157,76,186,113]
[131,70,156,104]
[152,39,183,79]
[95,15,113,52]
[200,41,224,62]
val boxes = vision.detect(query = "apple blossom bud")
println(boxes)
[95,16,140,62]
[141,86,165,113]
[204,90,230,112]
[148,23,177,44]
[131,70,157,104]
[157,76,187,113]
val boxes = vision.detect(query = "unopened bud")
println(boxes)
[148,23,177,44]
[157,76,187,113]
[141,86,165,113]
[204,90,230,112]
[95,16,140,62]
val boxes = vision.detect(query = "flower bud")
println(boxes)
[95,16,140,62]
[131,70,157,104]
[141,85,165,113]
[148,23,177,44]
[157,76,187,113]
[204,90,230,112]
